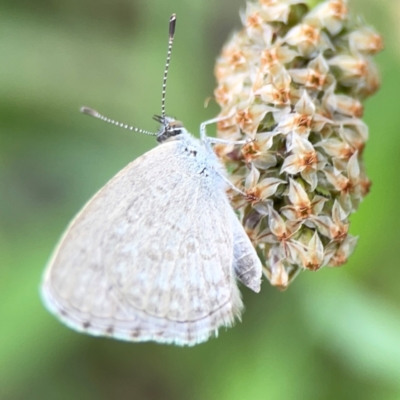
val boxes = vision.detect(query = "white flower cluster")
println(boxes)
[214,0,383,288]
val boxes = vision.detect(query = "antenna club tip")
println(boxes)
[80,106,99,117]
[169,14,177,38]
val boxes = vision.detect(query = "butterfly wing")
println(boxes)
[231,211,262,293]
[41,140,243,346]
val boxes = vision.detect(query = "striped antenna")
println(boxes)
[161,14,177,121]
[80,15,177,135]
[80,107,157,136]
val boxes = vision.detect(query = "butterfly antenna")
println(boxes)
[80,107,157,136]
[160,14,177,121]
[81,14,177,135]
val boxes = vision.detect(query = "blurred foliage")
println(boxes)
[0,0,399,399]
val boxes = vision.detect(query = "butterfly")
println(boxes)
[41,14,262,346]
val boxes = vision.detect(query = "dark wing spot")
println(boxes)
[106,326,114,335]
[187,328,193,342]
[131,329,141,338]
[83,321,91,329]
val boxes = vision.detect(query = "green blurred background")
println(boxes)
[1,0,399,399]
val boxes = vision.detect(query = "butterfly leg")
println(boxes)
[200,115,250,197]
[200,114,251,146]
[206,137,248,146]
[220,175,246,196]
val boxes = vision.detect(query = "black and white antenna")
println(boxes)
[160,14,176,121]
[80,14,178,135]
[80,106,156,136]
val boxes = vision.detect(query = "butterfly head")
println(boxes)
[154,115,187,143]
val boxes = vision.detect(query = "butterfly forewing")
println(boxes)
[42,138,244,345]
